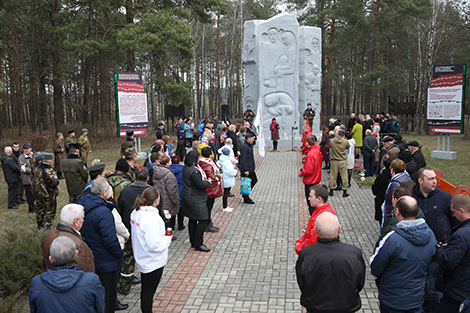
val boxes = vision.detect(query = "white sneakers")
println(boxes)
[223,207,234,212]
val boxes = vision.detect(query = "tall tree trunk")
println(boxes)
[50,0,64,131]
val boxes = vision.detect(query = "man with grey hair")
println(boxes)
[2,146,21,209]
[42,204,95,272]
[78,177,125,312]
[29,236,105,313]
[296,212,365,313]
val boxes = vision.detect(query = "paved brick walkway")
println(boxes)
[120,149,380,312]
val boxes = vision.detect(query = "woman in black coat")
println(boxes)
[371,157,394,226]
[181,151,212,252]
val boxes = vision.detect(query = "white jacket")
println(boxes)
[219,155,237,188]
[112,208,129,250]
[130,206,172,274]
[347,138,356,170]
[217,144,237,164]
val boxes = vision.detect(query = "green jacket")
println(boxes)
[32,164,59,199]
[107,173,132,203]
[64,136,76,153]
[62,154,88,196]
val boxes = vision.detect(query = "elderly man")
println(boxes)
[29,236,105,313]
[78,178,125,313]
[296,212,365,313]
[2,146,21,209]
[62,142,88,203]
[371,196,436,313]
[437,194,470,312]
[78,128,91,166]
[407,140,426,170]
[362,129,378,177]
[19,143,36,212]
[42,204,94,272]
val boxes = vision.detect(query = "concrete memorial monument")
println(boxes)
[242,13,322,142]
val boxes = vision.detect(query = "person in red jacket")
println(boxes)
[295,184,336,255]
[299,135,323,215]
[301,120,312,155]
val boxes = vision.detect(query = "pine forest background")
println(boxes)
[1,0,470,137]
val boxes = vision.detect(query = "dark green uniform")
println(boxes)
[32,164,59,229]
[64,136,76,154]
[62,154,88,203]
[120,139,134,157]
[303,108,316,127]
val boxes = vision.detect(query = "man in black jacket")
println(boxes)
[408,140,426,170]
[2,146,21,209]
[239,133,257,204]
[296,212,365,313]
[437,194,470,313]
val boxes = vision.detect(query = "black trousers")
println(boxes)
[304,184,316,215]
[207,198,215,222]
[273,140,278,150]
[16,180,25,200]
[188,218,210,247]
[241,172,257,200]
[222,187,231,208]
[24,184,35,212]
[96,271,119,313]
[7,182,17,208]
[141,267,164,313]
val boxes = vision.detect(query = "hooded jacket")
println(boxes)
[412,185,454,243]
[29,266,104,313]
[78,192,123,272]
[370,219,437,310]
[219,154,237,188]
[152,163,179,216]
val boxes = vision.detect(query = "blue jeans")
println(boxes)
[423,261,443,313]
[363,154,375,177]
[461,298,470,313]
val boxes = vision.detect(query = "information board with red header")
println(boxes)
[427,64,466,134]
[115,72,148,137]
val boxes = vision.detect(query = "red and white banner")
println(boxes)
[116,72,148,136]
[427,65,465,134]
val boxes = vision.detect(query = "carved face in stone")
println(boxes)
[313,64,320,75]
[312,38,320,53]
[280,32,295,47]
[268,28,278,43]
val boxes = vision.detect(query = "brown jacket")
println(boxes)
[152,163,179,216]
[42,224,95,272]
[329,136,350,161]
[52,139,65,172]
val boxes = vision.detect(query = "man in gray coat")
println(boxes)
[362,130,378,177]
[18,143,36,212]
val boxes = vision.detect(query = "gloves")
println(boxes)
[21,165,26,172]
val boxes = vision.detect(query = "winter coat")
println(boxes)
[237,132,246,149]
[239,141,255,174]
[437,219,470,302]
[152,163,180,216]
[347,138,356,170]
[62,154,88,196]
[78,192,123,273]
[370,219,437,310]
[372,168,391,222]
[181,166,211,220]
[300,144,322,185]
[117,181,151,231]
[29,266,104,313]
[131,206,171,274]
[219,155,237,188]
[19,153,34,185]
[169,163,184,207]
[411,149,426,170]
[412,185,455,243]
[199,158,223,199]
[295,203,336,255]
[383,171,412,227]
[362,134,378,157]
[296,237,365,313]
[391,118,400,134]
[351,123,363,148]
[1,154,20,183]
[43,224,95,273]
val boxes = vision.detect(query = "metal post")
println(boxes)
[442,134,446,151]
[437,134,440,151]
[447,134,450,152]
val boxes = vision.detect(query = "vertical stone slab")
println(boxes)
[299,26,322,139]
[257,14,299,139]
[242,20,260,112]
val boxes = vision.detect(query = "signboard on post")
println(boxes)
[427,64,466,134]
[115,72,148,137]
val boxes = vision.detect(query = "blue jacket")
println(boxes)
[437,219,470,302]
[78,192,123,272]
[169,163,184,206]
[383,171,411,227]
[29,266,104,313]
[412,185,455,243]
[370,219,436,310]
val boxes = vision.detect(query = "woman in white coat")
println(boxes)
[346,132,356,187]
[219,147,237,212]
[131,187,172,313]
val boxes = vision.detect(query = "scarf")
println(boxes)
[195,165,207,181]
[199,157,221,177]
[270,121,279,138]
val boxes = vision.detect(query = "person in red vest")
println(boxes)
[295,184,336,255]
[299,135,323,215]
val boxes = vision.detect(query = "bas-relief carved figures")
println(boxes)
[243,13,322,140]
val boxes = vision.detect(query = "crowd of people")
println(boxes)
[2,107,470,313]
[295,112,470,313]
